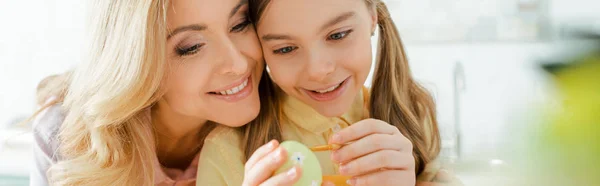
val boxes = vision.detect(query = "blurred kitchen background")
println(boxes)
[1,0,599,185]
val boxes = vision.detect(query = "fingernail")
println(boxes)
[273,148,283,161]
[330,134,341,143]
[267,140,276,149]
[339,164,348,174]
[330,152,338,163]
[286,167,297,177]
[331,152,342,163]
[346,178,356,186]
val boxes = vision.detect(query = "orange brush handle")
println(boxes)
[322,175,351,186]
[310,144,343,151]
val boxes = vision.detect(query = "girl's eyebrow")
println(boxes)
[319,11,355,32]
[261,11,356,42]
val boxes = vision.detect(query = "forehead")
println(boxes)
[167,0,242,28]
[258,0,366,33]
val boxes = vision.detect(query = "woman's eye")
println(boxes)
[231,19,251,33]
[273,46,298,55]
[176,44,203,56]
[327,29,353,41]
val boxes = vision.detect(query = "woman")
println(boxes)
[30,0,273,185]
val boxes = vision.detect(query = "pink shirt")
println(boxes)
[154,153,199,186]
[31,104,199,186]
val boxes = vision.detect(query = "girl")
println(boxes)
[196,0,449,186]
[30,0,279,185]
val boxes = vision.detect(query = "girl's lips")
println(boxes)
[302,77,350,102]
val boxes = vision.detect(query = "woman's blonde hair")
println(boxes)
[247,0,441,175]
[43,0,170,185]
[35,72,71,106]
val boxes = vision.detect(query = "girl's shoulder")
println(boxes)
[200,125,245,166]
[203,125,243,146]
[197,125,246,186]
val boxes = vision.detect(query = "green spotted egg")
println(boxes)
[275,141,322,186]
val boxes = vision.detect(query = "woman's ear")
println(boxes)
[369,5,377,36]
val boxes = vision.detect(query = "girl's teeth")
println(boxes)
[216,79,249,95]
[315,83,341,93]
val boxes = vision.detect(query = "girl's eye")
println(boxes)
[176,44,204,56]
[273,46,298,55]
[327,29,353,41]
[231,19,251,33]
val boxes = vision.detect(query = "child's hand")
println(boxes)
[329,119,415,186]
[242,140,302,186]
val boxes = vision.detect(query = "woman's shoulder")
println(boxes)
[32,101,66,161]
[33,103,65,144]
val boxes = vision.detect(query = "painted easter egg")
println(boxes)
[275,141,322,186]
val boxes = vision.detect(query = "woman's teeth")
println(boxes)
[314,82,341,93]
[215,79,248,95]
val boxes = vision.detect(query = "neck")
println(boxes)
[151,100,207,170]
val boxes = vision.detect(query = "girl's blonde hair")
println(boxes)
[42,0,170,185]
[247,0,441,175]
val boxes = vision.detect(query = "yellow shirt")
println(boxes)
[196,88,444,185]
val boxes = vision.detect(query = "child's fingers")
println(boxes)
[331,133,407,163]
[329,119,400,144]
[339,150,413,177]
